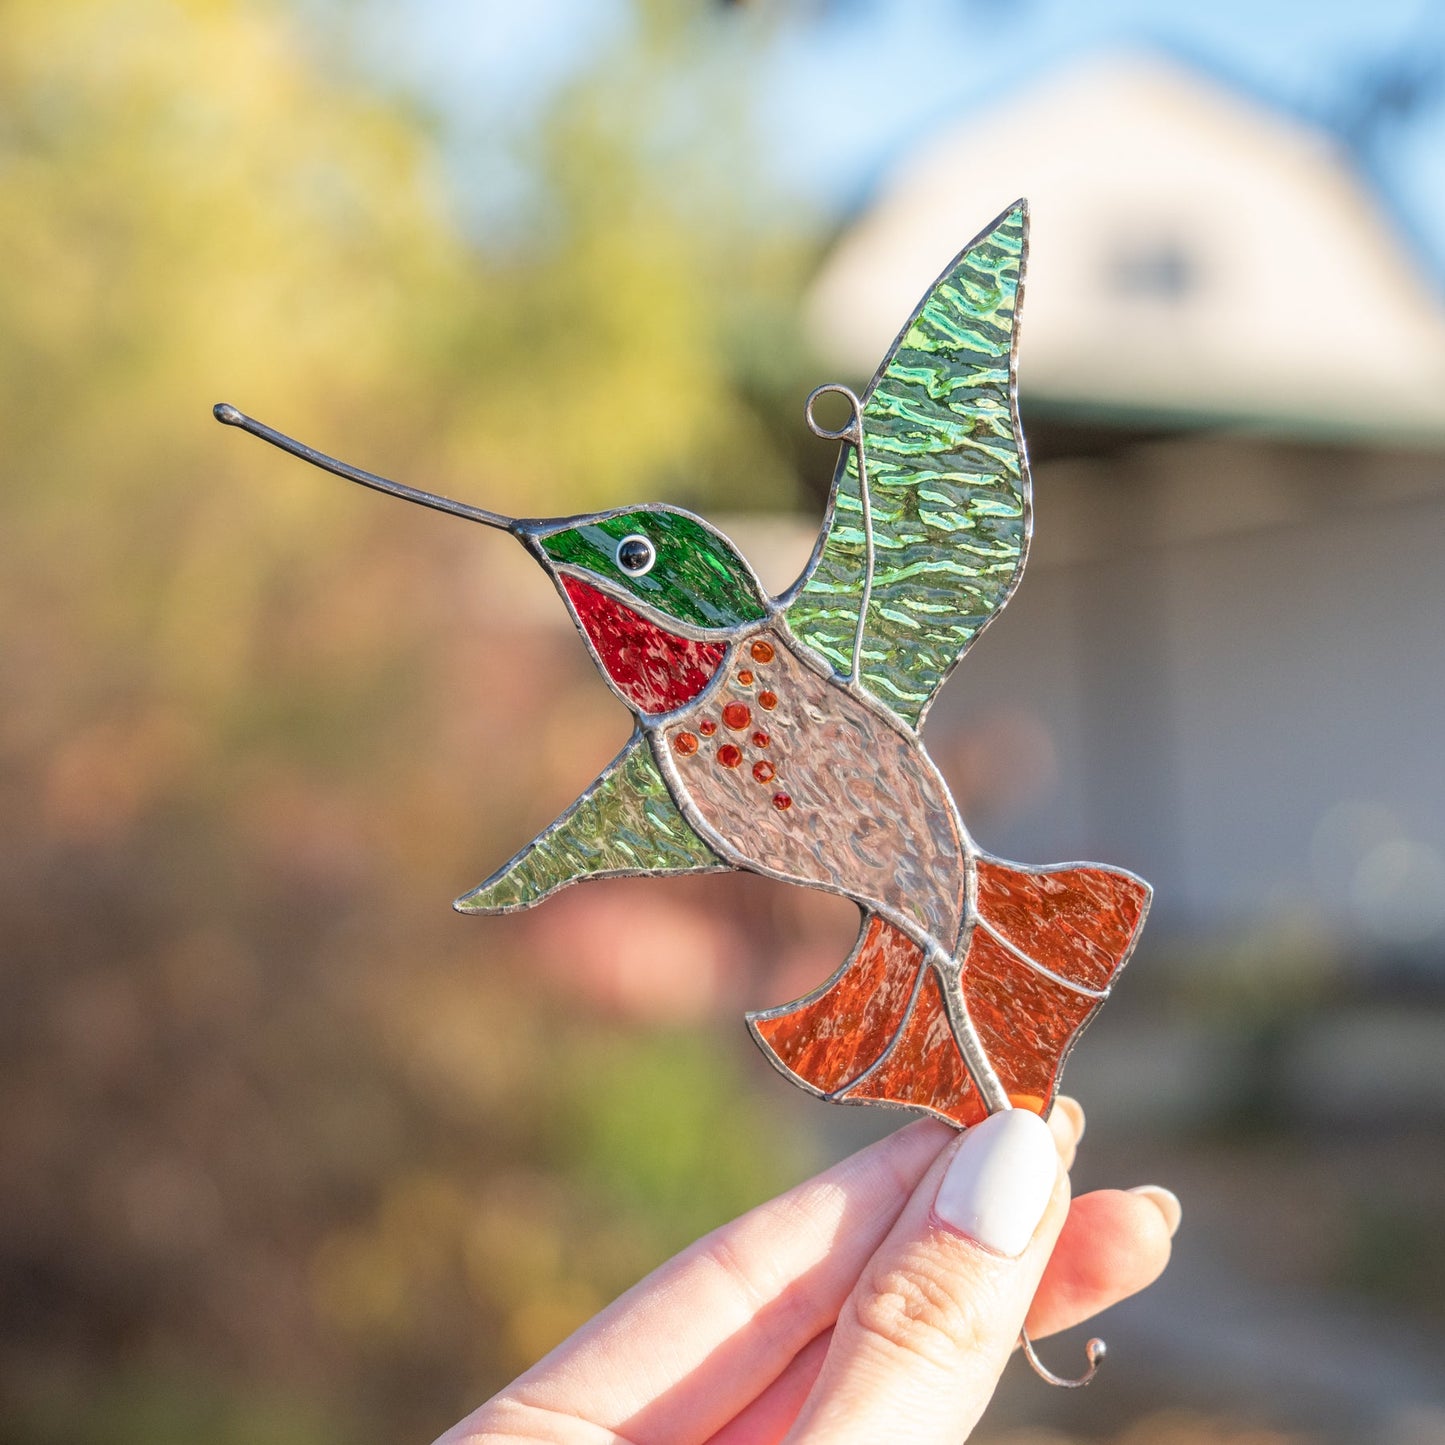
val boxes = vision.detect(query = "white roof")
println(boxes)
[808,52,1445,442]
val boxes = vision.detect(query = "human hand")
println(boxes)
[436,1100,1179,1444]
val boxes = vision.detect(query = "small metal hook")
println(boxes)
[1019,1328,1106,1387]
[804,383,874,685]
[805,383,864,446]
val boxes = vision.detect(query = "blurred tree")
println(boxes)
[0,1,815,1440]
[1322,11,1444,157]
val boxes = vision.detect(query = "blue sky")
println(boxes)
[354,0,1445,282]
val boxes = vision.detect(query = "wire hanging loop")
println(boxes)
[1019,1328,1106,1388]
[809,380,1107,1389]
[805,382,865,447]
[805,384,874,686]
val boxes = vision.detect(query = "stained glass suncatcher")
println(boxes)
[215,200,1152,1133]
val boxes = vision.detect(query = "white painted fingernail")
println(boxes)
[1129,1185,1183,1238]
[1053,1096,1086,1144]
[932,1110,1059,1257]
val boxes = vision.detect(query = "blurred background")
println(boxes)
[3,1,1444,1441]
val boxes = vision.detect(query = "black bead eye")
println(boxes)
[616,534,656,577]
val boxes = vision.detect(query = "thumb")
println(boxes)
[785,1109,1067,1444]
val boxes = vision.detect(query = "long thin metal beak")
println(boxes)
[213,403,514,531]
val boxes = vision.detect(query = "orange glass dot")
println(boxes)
[717,743,742,769]
[752,731,770,748]
[722,701,751,730]
[737,669,754,685]
[753,759,775,783]
[758,691,778,711]
[772,792,792,811]
[750,639,775,664]
[673,732,698,756]
[698,719,717,737]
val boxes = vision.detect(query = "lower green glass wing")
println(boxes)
[785,203,1030,730]
[454,732,727,914]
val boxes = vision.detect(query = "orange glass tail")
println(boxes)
[748,860,1150,1129]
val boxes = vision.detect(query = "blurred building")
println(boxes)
[808,51,1445,963]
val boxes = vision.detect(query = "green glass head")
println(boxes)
[527,506,768,630]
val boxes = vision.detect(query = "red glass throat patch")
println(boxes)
[561,575,727,716]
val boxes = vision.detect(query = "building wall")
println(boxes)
[932,436,1445,953]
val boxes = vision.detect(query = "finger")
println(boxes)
[1024,1184,1179,1339]
[787,1110,1068,1444]
[1047,1095,1084,1171]
[712,1174,1176,1445]
[705,1329,831,1445]
[445,1117,953,1445]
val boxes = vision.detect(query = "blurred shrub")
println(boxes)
[0,1,816,1439]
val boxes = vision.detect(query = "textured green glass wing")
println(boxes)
[454,733,726,914]
[785,202,1030,729]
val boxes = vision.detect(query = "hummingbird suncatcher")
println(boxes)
[215,201,1150,1142]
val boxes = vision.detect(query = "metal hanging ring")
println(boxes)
[1019,1328,1106,1388]
[805,383,864,446]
